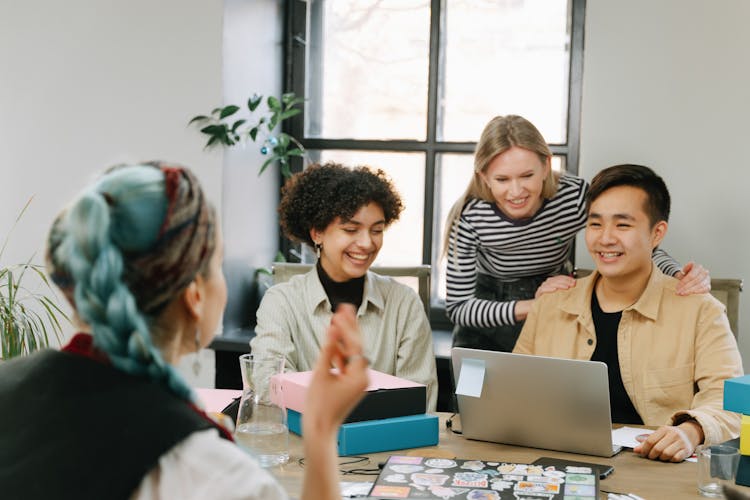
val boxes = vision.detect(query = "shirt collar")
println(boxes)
[302,268,385,316]
[560,263,665,322]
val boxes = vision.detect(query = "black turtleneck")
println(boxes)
[316,261,365,312]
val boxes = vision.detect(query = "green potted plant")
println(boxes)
[188,92,307,178]
[1,199,68,359]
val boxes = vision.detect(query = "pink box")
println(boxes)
[270,369,427,422]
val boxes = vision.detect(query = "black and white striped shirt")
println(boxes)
[446,174,680,328]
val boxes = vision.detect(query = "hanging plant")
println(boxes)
[189,92,307,178]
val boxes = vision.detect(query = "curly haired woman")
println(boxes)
[252,162,438,411]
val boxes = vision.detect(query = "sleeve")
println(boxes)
[673,299,743,443]
[512,294,544,355]
[131,429,288,500]
[651,248,682,277]
[251,285,302,374]
[393,287,439,412]
[445,215,517,328]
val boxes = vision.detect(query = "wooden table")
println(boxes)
[266,413,750,499]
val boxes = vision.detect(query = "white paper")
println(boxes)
[340,481,374,498]
[611,426,654,448]
[455,358,485,398]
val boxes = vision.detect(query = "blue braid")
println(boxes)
[54,165,196,402]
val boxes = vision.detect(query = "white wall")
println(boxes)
[0,1,223,384]
[577,0,750,365]
[222,0,284,267]
[0,0,224,265]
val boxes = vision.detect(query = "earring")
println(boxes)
[192,328,201,376]
[315,243,322,259]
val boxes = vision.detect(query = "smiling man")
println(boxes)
[513,164,742,462]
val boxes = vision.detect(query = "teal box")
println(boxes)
[724,375,750,414]
[287,410,439,456]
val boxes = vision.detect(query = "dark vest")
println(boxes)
[0,349,225,500]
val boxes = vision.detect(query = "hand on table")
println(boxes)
[633,421,702,462]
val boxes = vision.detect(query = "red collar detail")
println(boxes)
[61,333,110,364]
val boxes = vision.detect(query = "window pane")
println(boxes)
[315,150,425,266]
[305,1,430,140]
[440,0,571,143]
[434,153,565,302]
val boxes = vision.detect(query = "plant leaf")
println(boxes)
[279,109,301,120]
[219,105,240,119]
[231,119,246,133]
[268,116,279,132]
[188,115,210,125]
[267,95,281,111]
[200,124,226,135]
[249,127,259,142]
[248,94,262,112]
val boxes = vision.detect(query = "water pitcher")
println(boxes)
[235,353,289,467]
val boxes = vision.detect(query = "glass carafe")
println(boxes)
[234,353,289,467]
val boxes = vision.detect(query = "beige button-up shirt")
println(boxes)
[252,269,438,412]
[514,266,743,444]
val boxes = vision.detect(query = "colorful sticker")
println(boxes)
[527,465,544,475]
[453,472,488,488]
[566,473,595,485]
[428,486,469,499]
[370,485,411,498]
[515,481,561,494]
[542,469,567,478]
[564,483,596,496]
[425,458,458,469]
[461,460,486,471]
[565,466,593,474]
[390,464,425,474]
[489,479,514,491]
[425,468,444,473]
[466,489,500,500]
[478,468,499,477]
[383,474,408,483]
[526,475,564,484]
[411,473,450,486]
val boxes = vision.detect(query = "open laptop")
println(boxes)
[451,347,622,457]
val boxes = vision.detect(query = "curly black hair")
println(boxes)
[279,162,404,247]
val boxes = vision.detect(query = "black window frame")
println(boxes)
[282,0,587,330]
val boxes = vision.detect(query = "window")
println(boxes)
[284,0,585,327]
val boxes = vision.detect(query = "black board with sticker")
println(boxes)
[368,455,600,499]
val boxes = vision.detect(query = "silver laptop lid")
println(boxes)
[452,347,619,458]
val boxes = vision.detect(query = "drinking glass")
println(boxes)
[697,444,740,497]
[234,353,289,467]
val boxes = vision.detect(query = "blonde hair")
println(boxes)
[441,115,559,259]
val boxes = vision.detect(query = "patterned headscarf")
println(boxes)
[48,161,216,317]
[125,162,216,315]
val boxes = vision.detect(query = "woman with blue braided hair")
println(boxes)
[0,162,369,500]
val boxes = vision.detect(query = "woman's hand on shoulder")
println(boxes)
[674,261,711,296]
[534,275,576,299]
[303,304,370,438]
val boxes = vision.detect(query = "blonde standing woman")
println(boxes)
[443,115,710,352]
